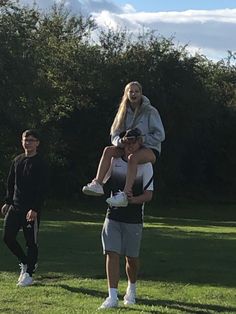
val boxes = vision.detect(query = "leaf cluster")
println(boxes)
[0,1,235,200]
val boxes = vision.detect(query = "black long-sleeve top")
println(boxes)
[5,153,48,213]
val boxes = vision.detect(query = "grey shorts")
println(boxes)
[101,218,143,257]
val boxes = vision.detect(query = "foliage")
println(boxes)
[0,1,235,200]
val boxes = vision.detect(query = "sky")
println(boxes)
[19,0,236,62]
[111,0,236,12]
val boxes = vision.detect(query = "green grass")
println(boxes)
[1,199,236,313]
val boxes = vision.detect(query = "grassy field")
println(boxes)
[0,199,236,313]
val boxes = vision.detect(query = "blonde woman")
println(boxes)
[82,81,165,207]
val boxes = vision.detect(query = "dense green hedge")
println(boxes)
[0,1,235,200]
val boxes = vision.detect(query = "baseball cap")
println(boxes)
[121,128,142,141]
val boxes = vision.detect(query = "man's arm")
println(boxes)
[26,158,49,221]
[1,160,15,216]
[128,162,154,204]
[30,157,49,213]
[5,161,15,205]
[127,190,153,204]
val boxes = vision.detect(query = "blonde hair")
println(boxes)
[111,81,143,134]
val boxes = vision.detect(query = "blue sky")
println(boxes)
[20,0,236,62]
[112,0,236,12]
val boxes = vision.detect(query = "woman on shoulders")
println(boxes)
[82,81,165,207]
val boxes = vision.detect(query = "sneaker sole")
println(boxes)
[82,189,104,196]
[17,282,33,287]
[124,302,135,305]
[124,300,135,305]
[124,293,135,305]
[98,305,118,310]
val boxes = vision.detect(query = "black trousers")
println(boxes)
[3,205,40,276]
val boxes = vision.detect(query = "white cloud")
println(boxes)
[19,0,236,61]
[92,8,236,61]
[125,9,236,24]
[122,4,136,14]
[94,10,141,30]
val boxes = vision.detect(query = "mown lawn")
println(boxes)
[0,199,236,313]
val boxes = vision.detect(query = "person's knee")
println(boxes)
[150,154,156,164]
[103,146,114,157]
[129,148,156,165]
[147,149,156,164]
[106,251,119,259]
[103,146,122,159]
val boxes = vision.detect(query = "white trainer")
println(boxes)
[82,180,104,196]
[18,263,27,282]
[106,191,128,207]
[17,272,33,287]
[124,292,136,305]
[98,297,118,309]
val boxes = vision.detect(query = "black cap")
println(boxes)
[121,128,142,140]
[22,129,40,140]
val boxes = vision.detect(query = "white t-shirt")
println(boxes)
[104,157,154,223]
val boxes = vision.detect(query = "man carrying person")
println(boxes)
[98,127,154,309]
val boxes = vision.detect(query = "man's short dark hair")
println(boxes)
[22,129,40,141]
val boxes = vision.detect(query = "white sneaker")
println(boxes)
[18,263,27,282]
[17,272,33,287]
[98,297,118,309]
[124,292,136,305]
[82,180,104,196]
[106,191,128,207]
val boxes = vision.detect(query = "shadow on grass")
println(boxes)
[138,297,236,313]
[1,205,236,287]
[36,284,236,313]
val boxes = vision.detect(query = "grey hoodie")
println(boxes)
[111,96,165,153]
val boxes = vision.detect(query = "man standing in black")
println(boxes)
[1,129,48,287]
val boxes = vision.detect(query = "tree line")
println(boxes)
[0,1,235,202]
